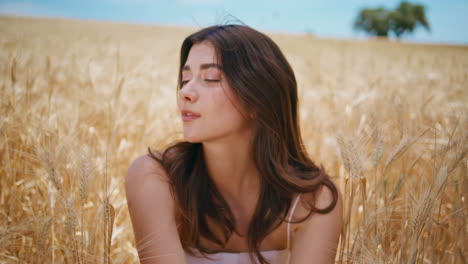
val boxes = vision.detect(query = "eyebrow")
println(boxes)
[182,63,222,71]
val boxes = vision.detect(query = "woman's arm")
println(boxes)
[125,154,187,264]
[290,185,344,264]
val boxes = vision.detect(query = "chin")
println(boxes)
[184,138,202,143]
[183,133,204,143]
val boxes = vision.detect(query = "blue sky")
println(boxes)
[1,0,467,44]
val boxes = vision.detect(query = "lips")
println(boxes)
[181,109,201,121]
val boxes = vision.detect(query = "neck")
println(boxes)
[202,133,261,208]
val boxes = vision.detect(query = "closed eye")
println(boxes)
[180,79,219,87]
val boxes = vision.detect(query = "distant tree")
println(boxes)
[354,1,430,38]
[389,1,430,37]
[354,7,392,37]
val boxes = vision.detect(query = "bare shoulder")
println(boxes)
[126,152,167,182]
[125,152,186,263]
[290,182,343,263]
[297,182,343,216]
[125,152,175,213]
[125,151,175,215]
[314,183,343,212]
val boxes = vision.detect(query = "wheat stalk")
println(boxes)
[1,15,467,264]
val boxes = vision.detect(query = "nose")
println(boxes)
[178,81,199,103]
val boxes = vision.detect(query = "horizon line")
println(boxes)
[1,13,467,47]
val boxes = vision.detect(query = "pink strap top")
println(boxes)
[186,194,302,264]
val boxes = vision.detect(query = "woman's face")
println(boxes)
[177,41,252,143]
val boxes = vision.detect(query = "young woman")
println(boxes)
[125,25,343,264]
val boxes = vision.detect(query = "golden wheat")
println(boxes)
[0,15,467,263]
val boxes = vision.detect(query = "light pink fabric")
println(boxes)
[186,194,302,264]
[186,249,289,264]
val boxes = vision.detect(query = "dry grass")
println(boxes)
[1,15,467,263]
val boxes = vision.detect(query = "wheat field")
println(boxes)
[0,15,467,263]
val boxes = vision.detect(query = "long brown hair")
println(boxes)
[149,24,338,264]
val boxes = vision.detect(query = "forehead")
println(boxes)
[185,41,217,65]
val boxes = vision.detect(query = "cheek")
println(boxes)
[210,90,248,125]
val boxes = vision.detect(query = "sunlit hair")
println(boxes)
[149,24,338,264]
